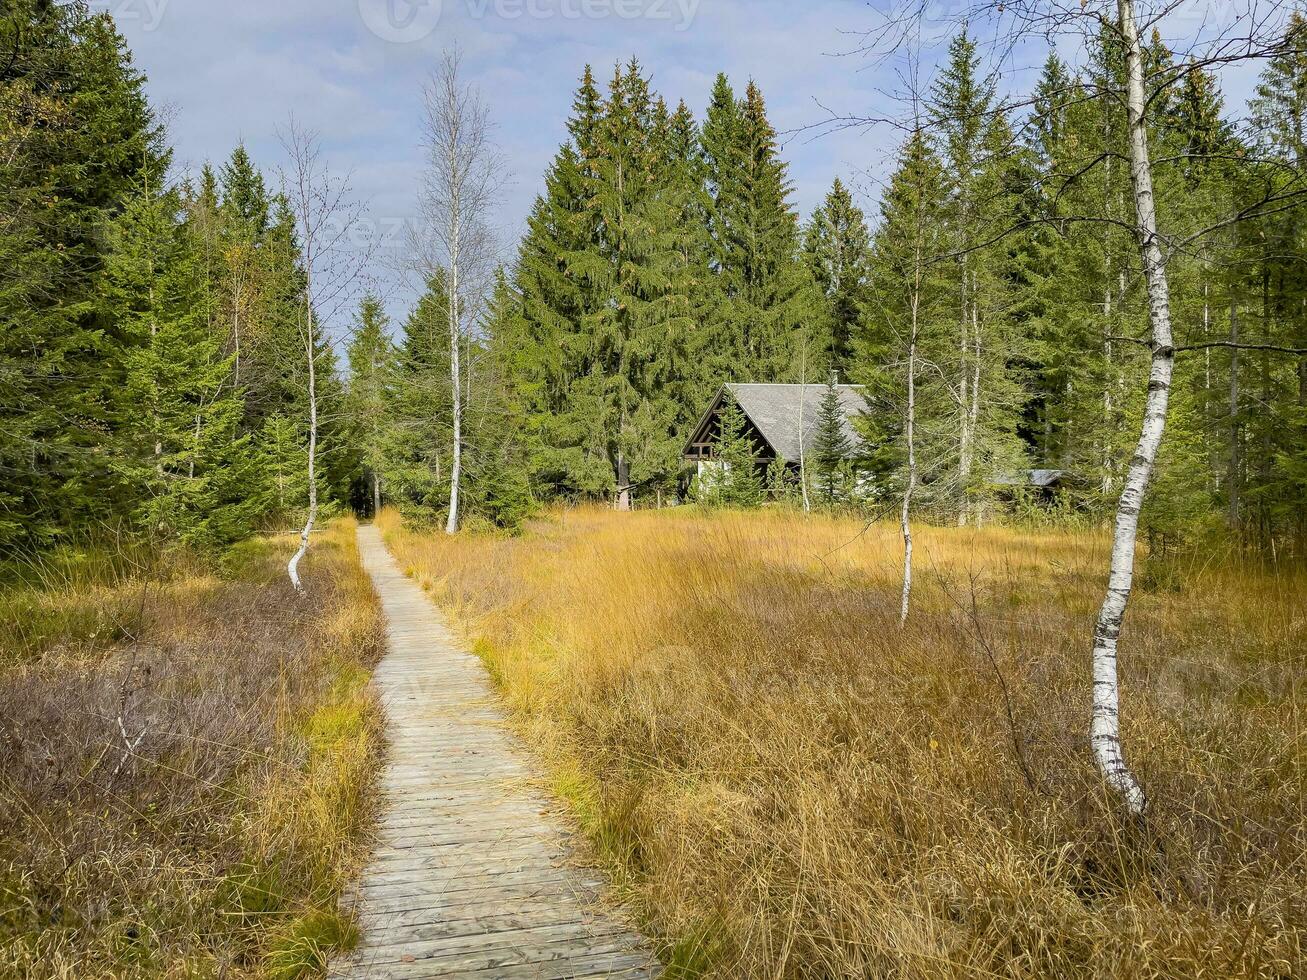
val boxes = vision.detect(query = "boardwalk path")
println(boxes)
[331,525,660,979]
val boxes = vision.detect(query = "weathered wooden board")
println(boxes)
[329,525,659,979]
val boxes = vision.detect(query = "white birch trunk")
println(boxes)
[900,259,920,627]
[288,292,317,594]
[900,316,917,627]
[957,270,972,524]
[1102,288,1115,495]
[616,453,631,511]
[798,340,811,513]
[276,123,365,594]
[1228,300,1240,526]
[232,274,243,389]
[1088,0,1175,815]
[966,296,981,523]
[447,217,462,535]
[190,411,201,479]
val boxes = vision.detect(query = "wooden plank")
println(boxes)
[328,525,659,979]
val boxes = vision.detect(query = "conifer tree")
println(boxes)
[103,171,253,549]
[386,274,455,515]
[0,0,166,549]
[858,128,949,617]
[929,28,1030,521]
[811,376,853,503]
[504,64,708,506]
[804,178,872,377]
[503,68,608,498]
[701,398,762,507]
[346,294,395,517]
[216,145,270,390]
[702,76,820,382]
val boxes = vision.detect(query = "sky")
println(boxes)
[98,0,1277,333]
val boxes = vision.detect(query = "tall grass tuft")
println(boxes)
[380,505,1307,978]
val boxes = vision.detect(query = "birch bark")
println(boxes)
[447,212,462,535]
[1088,0,1176,814]
[287,291,317,593]
[900,243,921,627]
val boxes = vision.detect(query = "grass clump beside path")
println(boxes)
[379,506,1306,979]
[0,519,385,978]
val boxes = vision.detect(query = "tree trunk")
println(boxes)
[1088,0,1173,815]
[957,270,972,524]
[447,239,462,536]
[798,340,811,513]
[616,453,631,511]
[965,295,981,523]
[232,278,242,389]
[1101,136,1116,496]
[900,266,920,627]
[1228,300,1240,528]
[190,411,201,479]
[373,469,381,518]
[288,299,318,594]
[1102,291,1114,495]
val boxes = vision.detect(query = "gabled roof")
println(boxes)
[684,383,868,462]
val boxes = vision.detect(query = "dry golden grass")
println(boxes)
[379,505,1307,979]
[0,519,385,978]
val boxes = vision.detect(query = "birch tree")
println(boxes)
[419,48,504,535]
[836,0,1307,811]
[278,121,371,593]
[1053,0,1303,815]
[864,126,948,626]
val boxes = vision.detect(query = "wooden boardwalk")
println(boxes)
[331,524,660,980]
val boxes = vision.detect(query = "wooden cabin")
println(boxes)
[682,383,868,480]
[992,468,1072,503]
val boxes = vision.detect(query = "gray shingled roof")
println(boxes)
[993,468,1067,487]
[726,383,867,462]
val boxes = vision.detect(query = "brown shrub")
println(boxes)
[0,520,384,978]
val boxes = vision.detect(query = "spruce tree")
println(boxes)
[702,398,762,507]
[857,130,951,516]
[103,171,253,549]
[811,377,853,504]
[803,177,872,376]
[346,294,395,517]
[0,0,166,549]
[386,273,455,515]
[504,64,709,506]
[929,27,1030,521]
[702,76,819,383]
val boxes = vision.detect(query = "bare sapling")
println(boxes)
[278,121,372,593]
[419,47,505,535]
